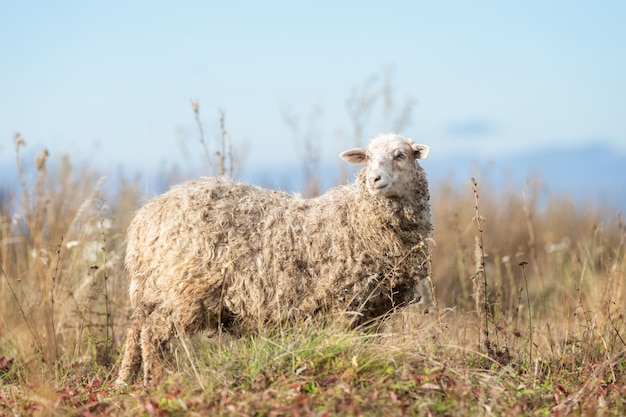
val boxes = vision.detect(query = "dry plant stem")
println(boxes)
[5,267,43,356]
[99,206,112,362]
[217,109,230,177]
[75,265,100,359]
[519,261,532,368]
[192,100,214,171]
[607,306,626,349]
[576,275,594,363]
[191,102,235,177]
[1,266,43,355]
[35,148,56,368]
[175,327,206,392]
[33,149,49,253]
[471,178,490,349]
[426,251,444,331]
[47,238,63,362]
[13,133,30,219]
[618,211,625,248]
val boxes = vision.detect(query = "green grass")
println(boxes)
[3,314,623,416]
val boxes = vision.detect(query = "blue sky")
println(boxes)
[1,1,625,181]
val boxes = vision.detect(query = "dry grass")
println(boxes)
[1,132,625,416]
[1,134,140,380]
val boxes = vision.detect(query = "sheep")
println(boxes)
[115,133,432,387]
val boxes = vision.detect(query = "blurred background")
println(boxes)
[1,1,625,209]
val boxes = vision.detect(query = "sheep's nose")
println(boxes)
[369,175,381,186]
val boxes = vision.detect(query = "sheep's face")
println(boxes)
[340,134,430,198]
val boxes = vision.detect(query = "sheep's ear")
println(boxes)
[340,148,367,164]
[412,144,430,160]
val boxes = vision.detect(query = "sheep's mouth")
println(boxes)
[367,183,389,195]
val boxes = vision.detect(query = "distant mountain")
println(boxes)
[493,142,626,211]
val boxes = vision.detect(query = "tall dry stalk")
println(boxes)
[191,100,213,171]
[191,101,236,177]
[518,261,532,367]
[97,198,114,366]
[470,178,491,350]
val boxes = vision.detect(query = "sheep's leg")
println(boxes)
[115,324,142,388]
[140,311,174,386]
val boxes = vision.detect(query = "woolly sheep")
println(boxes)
[116,133,433,387]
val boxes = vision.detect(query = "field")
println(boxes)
[1,129,625,416]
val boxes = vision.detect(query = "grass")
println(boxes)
[1,131,625,416]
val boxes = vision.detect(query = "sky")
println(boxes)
[1,1,625,185]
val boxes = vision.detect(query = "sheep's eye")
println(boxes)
[394,152,406,161]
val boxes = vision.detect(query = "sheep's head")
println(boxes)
[340,134,430,198]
